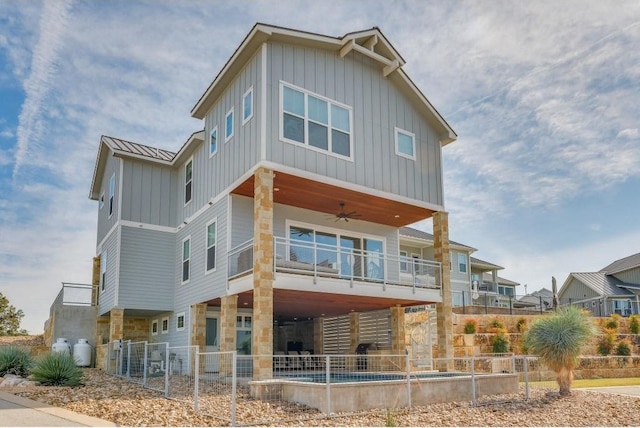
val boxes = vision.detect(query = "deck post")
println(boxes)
[433,211,453,369]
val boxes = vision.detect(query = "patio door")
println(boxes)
[205,316,219,372]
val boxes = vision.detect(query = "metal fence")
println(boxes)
[98,343,609,426]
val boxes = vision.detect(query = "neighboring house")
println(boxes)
[398,228,519,308]
[514,287,554,312]
[89,23,460,380]
[558,253,640,317]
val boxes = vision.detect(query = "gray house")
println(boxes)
[88,23,459,380]
[558,252,640,316]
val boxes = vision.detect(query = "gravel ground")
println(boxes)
[1,369,639,427]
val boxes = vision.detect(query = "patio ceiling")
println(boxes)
[232,171,435,228]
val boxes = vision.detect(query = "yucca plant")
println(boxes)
[0,346,33,377]
[524,306,594,396]
[30,352,83,386]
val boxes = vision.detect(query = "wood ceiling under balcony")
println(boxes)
[232,171,435,227]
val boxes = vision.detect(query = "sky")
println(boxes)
[0,0,639,334]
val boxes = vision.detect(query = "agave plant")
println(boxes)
[30,352,83,386]
[0,346,33,377]
[524,306,594,396]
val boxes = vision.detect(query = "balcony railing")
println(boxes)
[49,283,97,317]
[228,237,441,291]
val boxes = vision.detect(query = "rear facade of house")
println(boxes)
[89,24,458,379]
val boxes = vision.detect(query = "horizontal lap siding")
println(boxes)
[118,226,174,310]
[98,229,119,315]
[266,41,443,207]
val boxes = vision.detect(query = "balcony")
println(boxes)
[228,237,441,292]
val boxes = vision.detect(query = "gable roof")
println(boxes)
[399,227,475,251]
[89,131,204,200]
[471,256,504,271]
[481,272,519,287]
[190,23,456,145]
[568,272,635,297]
[600,252,640,275]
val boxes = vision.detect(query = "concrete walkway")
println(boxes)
[580,385,640,397]
[0,391,115,427]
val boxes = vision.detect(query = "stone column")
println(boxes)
[190,303,207,351]
[109,308,124,342]
[313,318,324,355]
[390,305,406,353]
[220,295,238,352]
[433,211,453,368]
[349,312,360,354]
[252,167,275,380]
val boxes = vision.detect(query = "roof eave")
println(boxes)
[171,130,206,165]
[89,138,110,201]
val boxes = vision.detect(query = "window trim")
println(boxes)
[108,174,115,218]
[184,157,193,206]
[182,236,191,284]
[161,317,169,334]
[394,127,416,160]
[242,86,253,125]
[100,251,107,292]
[176,312,185,332]
[279,81,354,161]
[399,250,409,273]
[151,319,159,336]
[205,218,217,274]
[225,107,234,143]
[458,253,468,273]
[209,126,218,157]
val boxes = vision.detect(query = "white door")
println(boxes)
[205,317,219,372]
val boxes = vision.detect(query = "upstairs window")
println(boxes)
[458,253,468,273]
[225,108,234,142]
[182,237,191,283]
[395,127,416,160]
[206,220,217,272]
[108,174,115,217]
[99,193,104,210]
[280,82,352,159]
[184,159,193,205]
[242,87,253,124]
[210,127,218,156]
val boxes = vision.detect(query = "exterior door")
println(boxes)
[205,317,219,372]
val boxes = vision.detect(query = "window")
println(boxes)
[458,253,467,273]
[236,315,252,355]
[108,174,115,217]
[161,317,169,334]
[151,320,158,336]
[395,127,416,160]
[225,108,234,142]
[242,87,253,124]
[184,159,193,205]
[209,126,218,156]
[182,237,191,283]
[280,82,352,158]
[100,251,107,291]
[206,220,217,273]
[99,193,104,210]
[498,286,514,296]
[176,312,185,331]
[399,251,409,273]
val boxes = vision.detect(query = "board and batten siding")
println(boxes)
[97,227,119,316]
[174,197,229,311]
[560,277,601,301]
[612,269,640,285]
[118,226,174,311]
[230,195,254,248]
[120,160,177,227]
[265,41,443,207]
[96,152,121,245]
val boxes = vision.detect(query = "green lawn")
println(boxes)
[527,378,640,388]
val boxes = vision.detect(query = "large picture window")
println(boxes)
[280,82,352,159]
[206,220,217,272]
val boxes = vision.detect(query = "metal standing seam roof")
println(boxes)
[570,272,635,296]
[102,135,176,162]
[600,252,640,275]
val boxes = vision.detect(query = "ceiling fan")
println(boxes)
[331,202,361,222]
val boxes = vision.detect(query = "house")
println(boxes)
[558,252,640,317]
[514,287,554,312]
[88,23,459,380]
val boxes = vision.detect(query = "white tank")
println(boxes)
[73,339,92,367]
[52,338,71,355]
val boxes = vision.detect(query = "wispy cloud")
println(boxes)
[13,0,74,178]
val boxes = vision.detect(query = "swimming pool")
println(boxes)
[274,371,463,383]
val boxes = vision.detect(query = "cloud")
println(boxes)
[13,0,74,178]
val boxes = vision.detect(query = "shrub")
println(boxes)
[0,346,33,377]
[385,409,398,427]
[492,332,510,353]
[604,314,620,331]
[487,318,506,333]
[30,352,83,386]
[516,317,528,333]
[629,314,640,335]
[463,319,478,334]
[615,339,632,356]
[597,329,617,356]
